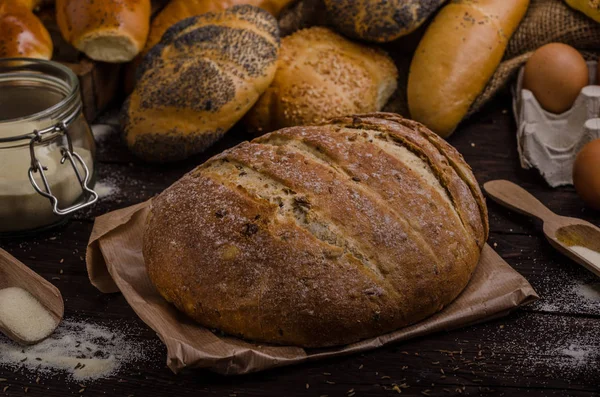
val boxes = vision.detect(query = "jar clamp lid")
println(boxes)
[0,58,98,218]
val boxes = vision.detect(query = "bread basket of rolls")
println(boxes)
[0,0,548,374]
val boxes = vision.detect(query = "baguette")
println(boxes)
[407,0,530,137]
[145,112,488,347]
[565,0,600,23]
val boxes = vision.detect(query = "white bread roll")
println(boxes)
[56,0,151,63]
[407,0,530,137]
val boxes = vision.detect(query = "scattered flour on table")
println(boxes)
[94,180,118,199]
[471,315,600,381]
[0,287,56,343]
[91,124,117,142]
[0,319,149,382]
[573,282,600,301]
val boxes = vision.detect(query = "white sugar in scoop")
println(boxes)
[0,287,57,343]
[0,248,64,345]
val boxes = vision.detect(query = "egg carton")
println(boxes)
[512,61,600,187]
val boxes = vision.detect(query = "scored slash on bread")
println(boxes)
[121,5,280,162]
[144,112,488,348]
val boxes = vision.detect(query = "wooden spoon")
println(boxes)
[484,180,600,278]
[0,247,64,345]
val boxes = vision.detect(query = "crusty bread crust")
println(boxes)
[245,27,398,134]
[56,0,150,63]
[144,112,488,347]
[122,5,280,162]
[0,2,52,59]
[324,0,446,42]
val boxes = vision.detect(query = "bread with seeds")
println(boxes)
[144,112,489,347]
[121,5,280,162]
[245,27,397,134]
[324,0,447,42]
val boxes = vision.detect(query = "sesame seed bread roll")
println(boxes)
[121,5,280,162]
[245,27,398,134]
[323,0,447,42]
[144,112,488,347]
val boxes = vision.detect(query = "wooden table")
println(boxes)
[1,92,599,396]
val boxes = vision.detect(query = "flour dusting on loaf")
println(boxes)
[144,113,488,347]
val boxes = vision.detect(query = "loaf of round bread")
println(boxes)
[122,5,280,162]
[323,0,446,42]
[144,112,489,347]
[245,27,397,134]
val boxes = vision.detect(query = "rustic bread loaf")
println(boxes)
[122,5,280,162]
[324,0,446,42]
[56,0,151,62]
[245,27,397,134]
[0,0,52,59]
[407,0,529,137]
[144,112,489,347]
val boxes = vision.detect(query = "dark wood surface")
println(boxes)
[1,92,599,396]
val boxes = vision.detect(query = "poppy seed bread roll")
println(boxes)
[324,0,447,42]
[144,112,489,347]
[245,27,397,134]
[122,5,280,162]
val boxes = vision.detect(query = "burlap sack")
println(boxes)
[280,0,600,120]
[470,0,600,116]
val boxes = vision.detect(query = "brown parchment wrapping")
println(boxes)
[86,201,538,375]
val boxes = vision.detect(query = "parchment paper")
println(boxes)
[86,200,538,375]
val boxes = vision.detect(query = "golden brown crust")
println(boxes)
[56,0,151,62]
[324,0,447,42]
[0,2,52,59]
[143,0,293,57]
[122,5,280,162]
[245,27,398,134]
[407,0,530,137]
[144,112,488,347]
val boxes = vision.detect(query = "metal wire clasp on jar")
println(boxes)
[0,58,98,235]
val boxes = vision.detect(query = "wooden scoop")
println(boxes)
[484,180,600,278]
[0,247,64,345]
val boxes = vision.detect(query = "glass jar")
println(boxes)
[0,58,98,235]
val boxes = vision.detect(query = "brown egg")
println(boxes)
[573,139,600,210]
[523,43,589,114]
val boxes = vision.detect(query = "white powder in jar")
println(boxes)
[0,287,57,343]
[0,138,93,233]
